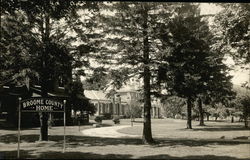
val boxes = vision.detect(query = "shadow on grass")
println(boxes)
[40,151,132,159]
[0,150,133,159]
[141,154,250,160]
[153,138,250,147]
[1,134,249,147]
[0,122,112,130]
[99,123,114,127]
[1,150,249,160]
[0,134,40,143]
[78,122,113,127]
[0,150,35,159]
[0,134,142,146]
[192,126,250,132]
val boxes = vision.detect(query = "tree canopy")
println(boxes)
[157,3,234,128]
[95,2,180,143]
[1,0,99,140]
[214,3,250,64]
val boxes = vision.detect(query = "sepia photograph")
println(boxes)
[0,1,249,159]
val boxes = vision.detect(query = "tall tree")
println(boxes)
[1,0,98,140]
[97,2,177,144]
[83,67,109,90]
[158,3,234,128]
[68,80,96,116]
[233,85,250,128]
[0,11,36,86]
[214,3,250,64]
[215,3,250,127]
[161,96,186,119]
[214,3,250,93]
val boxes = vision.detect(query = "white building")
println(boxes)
[84,90,129,116]
[84,82,162,118]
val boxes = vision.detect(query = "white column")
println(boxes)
[153,107,155,118]
[97,102,100,115]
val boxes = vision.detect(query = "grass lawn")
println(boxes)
[0,118,249,159]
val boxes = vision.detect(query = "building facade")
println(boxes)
[84,90,129,116]
[84,86,162,118]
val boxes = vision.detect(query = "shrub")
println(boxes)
[94,116,103,124]
[113,116,120,124]
[174,114,182,119]
[103,113,112,120]
[124,105,143,118]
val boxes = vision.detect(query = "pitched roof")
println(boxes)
[30,85,70,98]
[84,90,109,101]
[117,85,138,93]
[84,90,128,104]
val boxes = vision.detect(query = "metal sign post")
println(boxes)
[17,97,21,159]
[18,97,66,155]
[130,103,133,127]
[78,120,80,132]
[76,111,80,132]
[63,100,66,153]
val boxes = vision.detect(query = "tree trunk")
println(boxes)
[247,64,250,128]
[198,98,205,126]
[231,116,234,123]
[65,66,73,125]
[243,106,248,128]
[186,97,192,129]
[39,112,48,141]
[66,102,72,125]
[244,117,248,128]
[142,4,154,144]
[207,114,209,121]
[39,0,50,141]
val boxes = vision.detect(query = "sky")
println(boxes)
[199,3,223,15]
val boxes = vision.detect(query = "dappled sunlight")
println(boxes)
[1,120,249,159]
[117,119,250,141]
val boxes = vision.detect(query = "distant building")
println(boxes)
[84,81,162,118]
[84,90,129,116]
[0,83,91,127]
[151,98,161,118]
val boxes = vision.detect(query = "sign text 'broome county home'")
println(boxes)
[21,98,64,112]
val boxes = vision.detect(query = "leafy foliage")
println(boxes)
[1,0,100,86]
[96,2,177,88]
[112,116,120,124]
[161,4,233,100]
[1,0,100,140]
[214,3,250,64]
[68,81,95,114]
[0,12,37,86]
[125,103,143,118]
[232,85,250,127]
[96,2,178,143]
[157,3,235,128]
[207,103,228,120]
[94,116,103,124]
[83,67,109,90]
[161,96,186,118]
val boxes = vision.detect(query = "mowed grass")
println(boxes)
[0,118,249,159]
[118,118,250,139]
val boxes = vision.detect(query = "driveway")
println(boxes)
[81,125,139,138]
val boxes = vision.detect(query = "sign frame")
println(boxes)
[20,98,65,112]
[17,97,67,158]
